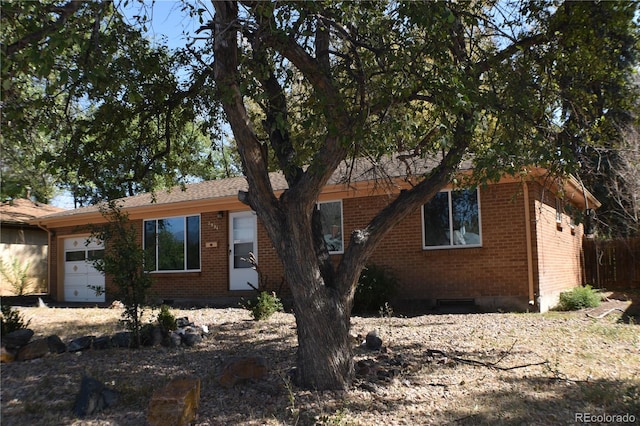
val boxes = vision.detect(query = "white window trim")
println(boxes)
[421,188,483,250]
[317,200,344,255]
[143,214,202,273]
[555,198,564,224]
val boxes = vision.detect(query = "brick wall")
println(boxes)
[339,183,531,310]
[150,211,286,299]
[47,180,585,311]
[146,211,226,299]
[529,182,585,311]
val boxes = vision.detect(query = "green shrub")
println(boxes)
[557,285,601,311]
[245,291,284,321]
[1,304,31,335]
[353,264,397,314]
[157,304,177,331]
[139,322,156,346]
[0,258,33,295]
[88,202,154,348]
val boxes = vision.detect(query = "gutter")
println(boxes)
[523,181,536,308]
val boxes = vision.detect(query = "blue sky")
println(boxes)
[124,0,216,51]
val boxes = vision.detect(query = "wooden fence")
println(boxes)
[583,237,640,290]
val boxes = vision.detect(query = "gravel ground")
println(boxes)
[1,298,639,426]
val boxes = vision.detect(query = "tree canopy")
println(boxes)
[1,0,225,204]
[2,0,638,389]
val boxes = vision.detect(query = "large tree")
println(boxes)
[2,1,638,389]
[210,1,638,389]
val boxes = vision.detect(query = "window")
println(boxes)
[318,201,343,254]
[65,249,104,262]
[144,215,201,271]
[555,198,564,224]
[422,189,481,249]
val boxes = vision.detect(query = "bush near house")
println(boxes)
[245,291,284,321]
[156,304,177,331]
[88,202,154,348]
[0,259,32,296]
[0,304,31,335]
[353,264,398,314]
[556,285,602,311]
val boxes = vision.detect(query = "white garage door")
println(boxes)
[64,237,105,302]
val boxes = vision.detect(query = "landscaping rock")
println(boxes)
[1,346,16,363]
[111,331,131,348]
[141,325,163,346]
[365,330,383,351]
[176,317,192,328]
[181,328,203,347]
[152,325,163,346]
[47,335,67,354]
[16,338,50,361]
[181,333,202,347]
[68,336,94,352]
[160,331,182,348]
[147,376,201,426]
[92,336,112,350]
[2,329,34,349]
[73,376,120,417]
[218,356,268,388]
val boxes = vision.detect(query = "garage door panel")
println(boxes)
[64,274,87,286]
[64,237,105,303]
[64,261,91,275]
[65,285,88,301]
[87,274,104,292]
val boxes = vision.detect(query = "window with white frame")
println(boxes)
[143,215,201,271]
[555,198,564,224]
[317,200,343,254]
[422,188,481,249]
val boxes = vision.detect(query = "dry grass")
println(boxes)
[1,300,639,426]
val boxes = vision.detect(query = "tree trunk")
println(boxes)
[293,286,353,390]
[261,200,355,390]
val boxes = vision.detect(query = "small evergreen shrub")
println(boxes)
[139,322,156,346]
[157,304,177,331]
[0,258,33,295]
[88,202,154,348]
[353,264,397,314]
[557,285,601,311]
[1,304,31,335]
[246,291,284,321]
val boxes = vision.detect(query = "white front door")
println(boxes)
[63,237,105,302]
[229,212,258,290]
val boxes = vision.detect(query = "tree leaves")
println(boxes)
[1,0,216,205]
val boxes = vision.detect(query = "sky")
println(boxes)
[127,0,205,49]
[51,1,205,209]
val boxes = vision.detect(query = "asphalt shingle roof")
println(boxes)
[0,199,66,225]
[34,154,471,221]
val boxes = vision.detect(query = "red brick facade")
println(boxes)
[43,176,593,312]
[340,182,533,310]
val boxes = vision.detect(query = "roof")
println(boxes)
[32,155,458,224]
[0,198,66,226]
[28,154,599,227]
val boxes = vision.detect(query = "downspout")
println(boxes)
[35,221,53,298]
[575,174,593,287]
[523,181,536,308]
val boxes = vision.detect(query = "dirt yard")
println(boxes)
[1,295,639,425]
